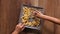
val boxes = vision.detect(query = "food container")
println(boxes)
[19,5,44,30]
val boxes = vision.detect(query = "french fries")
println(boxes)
[21,6,40,27]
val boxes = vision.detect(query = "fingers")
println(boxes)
[21,26,25,31]
[17,23,25,28]
[15,23,25,32]
[18,23,25,31]
[32,11,37,16]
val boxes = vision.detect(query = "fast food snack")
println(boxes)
[21,6,40,27]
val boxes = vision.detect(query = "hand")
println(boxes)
[14,23,25,33]
[32,10,44,18]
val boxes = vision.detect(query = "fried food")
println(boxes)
[21,6,40,27]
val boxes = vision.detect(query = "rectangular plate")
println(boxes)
[19,5,44,30]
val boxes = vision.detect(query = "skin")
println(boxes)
[12,11,60,34]
[12,23,25,34]
[33,11,60,24]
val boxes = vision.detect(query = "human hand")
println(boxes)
[32,10,44,18]
[14,23,25,33]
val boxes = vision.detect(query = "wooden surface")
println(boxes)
[41,0,55,34]
[0,0,60,34]
[0,0,21,34]
[54,0,60,34]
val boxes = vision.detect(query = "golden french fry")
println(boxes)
[21,7,40,27]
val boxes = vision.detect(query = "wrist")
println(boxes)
[38,14,45,18]
[14,29,20,33]
[12,30,19,34]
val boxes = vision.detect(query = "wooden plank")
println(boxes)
[38,0,55,34]
[30,0,39,6]
[54,0,60,34]
[0,0,20,34]
[39,0,60,34]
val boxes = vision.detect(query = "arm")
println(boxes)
[12,23,25,34]
[33,11,60,24]
[40,15,60,24]
[12,30,19,34]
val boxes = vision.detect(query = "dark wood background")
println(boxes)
[0,0,60,34]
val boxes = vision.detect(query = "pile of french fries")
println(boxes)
[21,7,40,27]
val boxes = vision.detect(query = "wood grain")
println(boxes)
[0,0,60,34]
